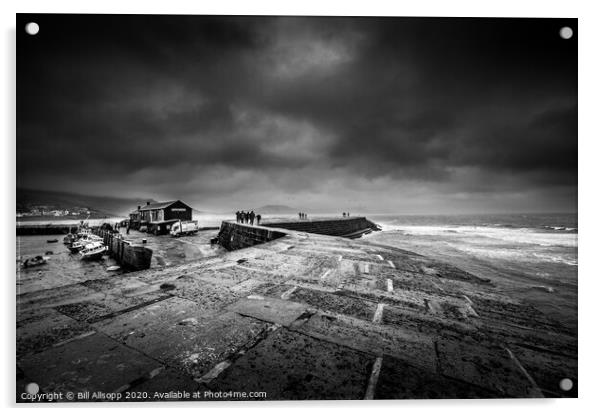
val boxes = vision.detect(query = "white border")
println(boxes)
[2,1,601,415]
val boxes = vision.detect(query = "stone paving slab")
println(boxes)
[190,269,253,287]
[375,355,498,399]
[254,283,299,298]
[209,328,374,400]
[477,316,578,358]
[226,296,310,326]
[435,338,543,398]
[386,270,449,293]
[232,259,305,279]
[158,276,241,311]
[509,344,578,398]
[382,304,479,340]
[294,311,438,373]
[54,292,173,323]
[472,296,574,336]
[94,297,270,380]
[17,267,85,295]
[229,278,273,296]
[17,283,101,313]
[18,332,163,396]
[337,282,471,316]
[79,275,153,293]
[288,287,378,322]
[17,310,93,358]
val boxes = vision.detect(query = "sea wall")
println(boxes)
[217,217,381,251]
[217,222,286,251]
[94,229,153,271]
[263,217,380,238]
[17,223,79,235]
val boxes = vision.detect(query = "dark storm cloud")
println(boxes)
[17,15,577,213]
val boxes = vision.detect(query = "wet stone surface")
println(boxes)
[18,332,162,396]
[375,355,498,399]
[509,344,578,398]
[16,220,577,400]
[160,275,241,311]
[17,309,93,357]
[382,304,479,340]
[295,311,438,373]
[209,328,374,400]
[435,338,543,398]
[55,293,173,323]
[94,298,269,380]
[226,296,310,326]
[288,287,377,322]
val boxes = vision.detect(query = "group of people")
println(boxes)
[342,212,351,217]
[298,212,308,219]
[113,220,131,234]
[236,210,261,225]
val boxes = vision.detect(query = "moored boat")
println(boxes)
[63,233,77,245]
[68,241,84,253]
[69,234,103,253]
[21,255,48,268]
[79,242,107,261]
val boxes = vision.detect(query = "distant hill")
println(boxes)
[253,205,300,214]
[16,188,157,217]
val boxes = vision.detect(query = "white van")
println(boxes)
[170,220,199,237]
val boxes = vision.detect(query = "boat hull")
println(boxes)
[80,248,106,261]
[68,245,82,253]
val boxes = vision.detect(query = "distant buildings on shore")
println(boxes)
[16,205,92,218]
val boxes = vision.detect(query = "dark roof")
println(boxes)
[138,200,191,211]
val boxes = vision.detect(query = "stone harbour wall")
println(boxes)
[263,217,380,238]
[17,223,79,235]
[94,229,153,271]
[217,222,287,251]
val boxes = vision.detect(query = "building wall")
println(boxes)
[131,200,193,229]
[163,201,192,221]
[140,210,151,222]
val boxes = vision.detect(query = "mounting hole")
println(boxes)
[559,378,573,391]
[25,22,39,35]
[559,26,573,40]
[25,382,39,395]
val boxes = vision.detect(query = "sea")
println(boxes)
[363,213,578,332]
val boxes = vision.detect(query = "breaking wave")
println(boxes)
[378,223,577,248]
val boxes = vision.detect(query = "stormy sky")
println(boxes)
[17,15,577,214]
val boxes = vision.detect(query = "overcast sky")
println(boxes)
[17,15,577,214]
